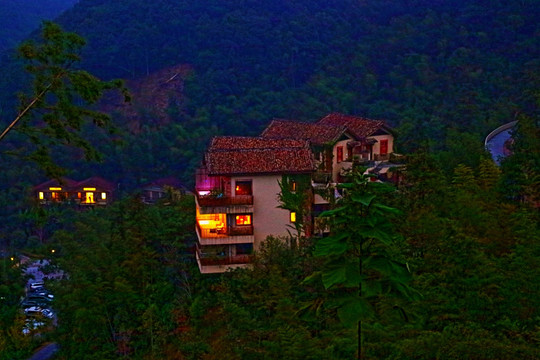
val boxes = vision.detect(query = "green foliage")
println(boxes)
[308,168,415,358]
[1,21,129,178]
[50,196,195,359]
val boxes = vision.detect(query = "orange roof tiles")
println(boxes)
[205,136,316,175]
[318,113,389,138]
[261,119,347,145]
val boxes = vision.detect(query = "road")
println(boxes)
[28,343,59,360]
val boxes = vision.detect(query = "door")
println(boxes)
[380,139,388,155]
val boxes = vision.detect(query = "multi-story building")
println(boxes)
[195,137,316,273]
[195,113,397,273]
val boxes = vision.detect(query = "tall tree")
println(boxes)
[0,21,129,177]
[307,168,416,359]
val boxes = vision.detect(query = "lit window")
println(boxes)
[291,181,297,192]
[101,192,107,200]
[235,181,252,196]
[290,212,297,223]
[39,192,44,200]
[85,192,94,203]
[236,215,251,226]
[51,192,58,200]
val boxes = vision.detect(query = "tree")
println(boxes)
[0,21,129,177]
[306,168,416,359]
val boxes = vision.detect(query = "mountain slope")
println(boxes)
[0,0,77,52]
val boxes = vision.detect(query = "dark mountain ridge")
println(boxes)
[0,0,538,188]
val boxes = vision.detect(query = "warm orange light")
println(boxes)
[290,212,297,222]
[236,215,251,225]
[49,187,62,191]
[83,187,96,191]
[39,192,44,200]
[85,192,95,203]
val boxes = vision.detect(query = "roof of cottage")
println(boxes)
[33,177,78,191]
[205,136,316,175]
[74,176,115,191]
[261,119,347,145]
[318,113,390,138]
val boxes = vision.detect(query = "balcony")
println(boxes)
[196,194,253,214]
[196,223,255,246]
[195,245,252,274]
[374,153,390,162]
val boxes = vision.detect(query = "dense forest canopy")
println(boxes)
[0,0,538,219]
[0,1,539,359]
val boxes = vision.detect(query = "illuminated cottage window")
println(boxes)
[290,212,297,223]
[39,192,44,200]
[101,192,107,200]
[84,188,96,203]
[236,214,251,226]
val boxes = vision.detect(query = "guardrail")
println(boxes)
[484,120,518,147]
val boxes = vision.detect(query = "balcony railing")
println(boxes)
[374,153,390,161]
[196,223,254,238]
[197,194,253,207]
[196,245,252,266]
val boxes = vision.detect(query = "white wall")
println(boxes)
[230,174,292,250]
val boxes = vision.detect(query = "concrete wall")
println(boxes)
[230,175,292,250]
[371,134,394,156]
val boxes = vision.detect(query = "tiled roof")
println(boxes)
[210,136,308,150]
[34,177,115,192]
[33,178,78,191]
[318,113,388,138]
[205,136,316,175]
[261,119,347,145]
[75,176,115,191]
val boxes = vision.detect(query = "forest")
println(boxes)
[0,0,539,358]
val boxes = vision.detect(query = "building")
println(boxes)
[33,176,115,207]
[140,177,191,204]
[195,137,316,273]
[195,113,397,273]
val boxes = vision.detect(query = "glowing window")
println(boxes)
[101,192,107,200]
[291,181,297,192]
[235,181,252,196]
[85,192,95,203]
[236,215,251,226]
[290,212,297,223]
[51,192,58,200]
[39,192,44,200]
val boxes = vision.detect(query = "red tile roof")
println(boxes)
[33,178,78,191]
[34,177,115,192]
[74,176,115,191]
[318,113,389,138]
[205,136,316,175]
[261,119,347,145]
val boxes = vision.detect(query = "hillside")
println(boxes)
[0,0,77,52]
[0,0,538,188]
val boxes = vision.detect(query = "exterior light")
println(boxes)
[51,249,55,254]
[290,212,297,223]
[49,187,62,191]
[101,192,107,200]
[83,187,96,191]
[10,257,14,261]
